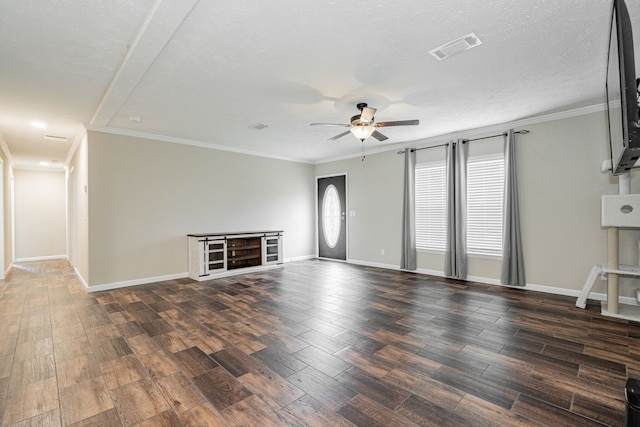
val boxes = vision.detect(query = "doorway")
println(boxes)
[317,174,347,260]
[0,160,4,278]
[67,168,75,267]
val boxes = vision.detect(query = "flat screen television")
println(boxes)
[606,0,640,175]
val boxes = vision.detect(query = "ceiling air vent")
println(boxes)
[44,135,69,142]
[429,32,482,61]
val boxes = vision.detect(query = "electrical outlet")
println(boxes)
[381,249,385,255]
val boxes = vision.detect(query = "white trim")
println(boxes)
[15,255,67,262]
[316,103,608,165]
[0,130,14,167]
[11,165,66,172]
[64,126,87,168]
[510,103,606,127]
[71,255,636,306]
[5,263,13,278]
[189,264,284,282]
[82,257,314,293]
[74,265,89,290]
[10,170,14,263]
[315,173,348,260]
[81,104,607,167]
[284,255,315,263]
[66,167,76,268]
[347,258,401,271]
[84,272,189,293]
[318,257,347,263]
[84,124,313,164]
[419,267,640,303]
[0,157,4,279]
[346,259,625,304]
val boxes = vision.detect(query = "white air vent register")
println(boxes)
[429,33,483,61]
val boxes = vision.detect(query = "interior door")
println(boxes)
[317,175,347,260]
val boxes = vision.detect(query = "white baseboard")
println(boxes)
[74,255,637,307]
[84,272,189,293]
[73,266,90,290]
[4,263,13,279]
[347,258,403,271]
[349,259,626,305]
[284,255,315,263]
[15,254,67,263]
[81,255,316,293]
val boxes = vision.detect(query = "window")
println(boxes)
[322,184,342,248]
[415,154,504,257]
[415,163,446,251]
[466,155,504,256]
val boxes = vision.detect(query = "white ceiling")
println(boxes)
[0,0,637,167]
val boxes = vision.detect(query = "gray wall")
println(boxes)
[85,130,316,287]
[71,109,640,298]
[315,150,404,266]
[315,110,640,297]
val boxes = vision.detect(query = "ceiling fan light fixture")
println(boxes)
[350,124,376,142]
[311,102,418,143]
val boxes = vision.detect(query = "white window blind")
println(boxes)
[466,155,504,256]
[415,154,504,257]
[415,163,446,251]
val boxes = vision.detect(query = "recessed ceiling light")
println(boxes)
[129,115,142,123]
[39,161,50,166]
[31,121,46,129]
[248,123,268,130]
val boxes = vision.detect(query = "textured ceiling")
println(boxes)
[0,0,637,167]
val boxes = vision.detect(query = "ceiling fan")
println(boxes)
[310,103,419,142]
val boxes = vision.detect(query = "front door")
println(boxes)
[317,174,347,260]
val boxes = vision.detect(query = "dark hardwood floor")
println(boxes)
[0,259,637,426]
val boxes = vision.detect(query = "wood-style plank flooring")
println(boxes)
[0,259,637,426]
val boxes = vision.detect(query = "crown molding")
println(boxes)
[356,103,608,165]
[84,124,314,164]
[0,130,14,167]
[86,103,607,167]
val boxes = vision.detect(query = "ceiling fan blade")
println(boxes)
[360,107,377,123]
[375,119,419,127]
[310,123,350,127]
[328,130,352,141]
[371,130,388,141]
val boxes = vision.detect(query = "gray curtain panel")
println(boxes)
[501,129,526,286]
[401,148,417,270]
[444,139,468,279]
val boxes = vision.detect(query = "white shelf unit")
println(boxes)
[577,191,640,321]
[188,231,283,281]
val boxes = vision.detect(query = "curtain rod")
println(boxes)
[397,130,530,154]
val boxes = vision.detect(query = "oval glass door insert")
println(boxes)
[322,184,341,248]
